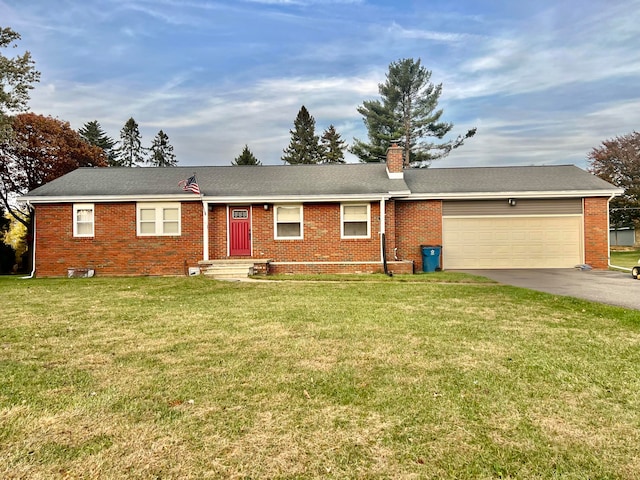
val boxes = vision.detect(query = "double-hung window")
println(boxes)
[137,203,181,236]
[274,205,303,239]
[73,204,94,237]
[341,203,370,238]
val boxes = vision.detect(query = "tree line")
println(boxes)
[240,58,478,167]
[79,118,177,167]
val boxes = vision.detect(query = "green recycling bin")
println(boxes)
[421,245,442,273]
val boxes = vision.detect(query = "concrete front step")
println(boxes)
[203,266,254,279]
[198,260,270,279]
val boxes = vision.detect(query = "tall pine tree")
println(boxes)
[351,58,476,167]
[116,117,145,167]
[281,106,322,164]
[148,130,177,167]
[78,120,119,166]
[232,145,261,165]
[320,125,347,164]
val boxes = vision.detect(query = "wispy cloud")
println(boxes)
[388,22,479,44]
[6,0,640,169]
[244,0,364,4]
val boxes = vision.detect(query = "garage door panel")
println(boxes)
[443,216,582,269]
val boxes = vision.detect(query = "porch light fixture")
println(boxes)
[508,198,517,207]
[263,204,269,210]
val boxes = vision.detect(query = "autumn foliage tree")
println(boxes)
[588,131,640,228]
[0,113,107,227]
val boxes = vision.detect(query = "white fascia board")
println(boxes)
[203,194,392,204]
[19,193,394,205]
[18,194,202,204]
[399,189,623,200]
[20,189,623,205]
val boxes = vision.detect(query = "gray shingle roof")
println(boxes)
[21,163,619,201]
[404,165,617,194]
[23,164,407,198]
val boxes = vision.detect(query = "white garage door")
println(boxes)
[442,216,583,269]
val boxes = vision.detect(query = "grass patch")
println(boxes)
[255,271,495,283]
[1,275,640,478]
[610,249,640,269]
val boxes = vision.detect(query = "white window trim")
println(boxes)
[341,203,371,239]
[73,203,94,238]
[136,202,181,236]
[274,204,304,240]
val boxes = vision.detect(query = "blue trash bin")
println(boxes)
[421,245,442,273]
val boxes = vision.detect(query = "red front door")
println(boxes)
[229,207,251,256]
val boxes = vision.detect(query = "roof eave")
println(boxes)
[20,188,623,205]
[19,194,204,204]
[398,189,624,200]
[19,192,396,204]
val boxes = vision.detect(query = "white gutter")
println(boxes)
[22,206,35,279]
[400,189,623,201]
[18,194,205,204]
[20,193,395,204]
[21,189,624,205]
[380,197,386,264]
[202,200,209,261]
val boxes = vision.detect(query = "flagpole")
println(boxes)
[194,172,209,262]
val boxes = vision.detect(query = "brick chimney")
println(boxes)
[386,143,404,179]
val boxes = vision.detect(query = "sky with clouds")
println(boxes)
[2,0,639,169]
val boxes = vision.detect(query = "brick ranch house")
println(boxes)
[20,145,621,277]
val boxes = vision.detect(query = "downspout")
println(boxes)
[202,199,209,261]
[380,197,391,276]
[606,193,632,272]
[22,204,35,279]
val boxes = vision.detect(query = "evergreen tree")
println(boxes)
[320,125,347,164]
[115,117,145,167]
[351,58,476,167]
[281,106,322,164]
[232,145,261,165]
[78,120,119,166]
[148,130,177,167]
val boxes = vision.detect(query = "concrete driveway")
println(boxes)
[459,269,640,310]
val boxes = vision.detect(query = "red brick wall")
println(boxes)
[209,203,382,262]
[395,200,443,271]
[268,261,413,275]
[584,196,610,269]
[34,202,203,277]
[33,196,611,276]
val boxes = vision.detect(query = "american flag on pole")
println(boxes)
[178,175,200,195]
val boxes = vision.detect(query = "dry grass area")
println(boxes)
[1,274,640,479]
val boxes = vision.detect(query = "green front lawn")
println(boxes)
[1,275,639,478]
[610,249,640,269]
